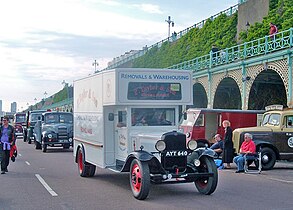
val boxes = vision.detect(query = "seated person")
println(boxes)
[233,133,256,173]
[210,134,223,157]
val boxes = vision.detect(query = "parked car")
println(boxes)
[13,112,26,138]
[34,111,73,152]
[232,105,293,170]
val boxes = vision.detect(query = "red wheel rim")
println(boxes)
[196,162,208,188]
[131,163,142,192]
[78,151,83,173]
[196,178,208,188]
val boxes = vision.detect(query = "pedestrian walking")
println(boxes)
[0,116,16,174]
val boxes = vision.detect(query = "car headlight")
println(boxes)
[155,140,166,152]
[186,132,190,138]
[187,140,197,150]
[69,138,73,142]
[48,134,53,138]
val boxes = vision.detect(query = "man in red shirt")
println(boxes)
[233,133,256,173]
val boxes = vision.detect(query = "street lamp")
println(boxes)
[93,59,99,73]
[165,16,174,39]
[44,91,47,99]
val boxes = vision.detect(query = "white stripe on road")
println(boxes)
[35,174,58,197]
[19,154,22,157]
[25,161,31,166]
[268,177,293,184]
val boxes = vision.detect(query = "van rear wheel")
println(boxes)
[77,148,95,177]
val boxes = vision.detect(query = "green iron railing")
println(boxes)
[104,4,238,70]
[168,28,293,71]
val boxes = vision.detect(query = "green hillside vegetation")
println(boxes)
[239,0,293,41]
[132,13,238,68]
[133,0,293,69]
[52,86,68,103]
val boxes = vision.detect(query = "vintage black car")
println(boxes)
[34,111,73,152]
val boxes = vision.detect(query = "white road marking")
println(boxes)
[19,154,22,157]
[268,177,293,184]
[25,161,31,166]
[35,174,58,197]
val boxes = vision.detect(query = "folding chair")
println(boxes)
[244,152,262,174]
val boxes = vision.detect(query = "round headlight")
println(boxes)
[48,134,53,138]
[69,138,73,142]
[155,140,166,152]
[187,140,197,150]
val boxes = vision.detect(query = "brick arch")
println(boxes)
[245,59,288,109]
[210,70,242,108]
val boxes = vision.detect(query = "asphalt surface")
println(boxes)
[0,138,293,210]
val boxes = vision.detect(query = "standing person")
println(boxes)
[210,45,219,59]
[233,133,256,173]
[0,116,15,174]
[269,22,278,40]
[222,120,234,169]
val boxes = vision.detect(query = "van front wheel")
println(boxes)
[130,159,150,200]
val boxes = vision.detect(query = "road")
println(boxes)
[1,138,293,210]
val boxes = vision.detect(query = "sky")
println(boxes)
[0,0,238,112]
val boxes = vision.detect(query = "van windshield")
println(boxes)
[31,113,43,122]
[262,113,280,126]
[131,108,175,126]
[15,115,26,123]
[45,114,73,124]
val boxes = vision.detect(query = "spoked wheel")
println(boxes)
[194,156,218,195]
[129,159,150,200]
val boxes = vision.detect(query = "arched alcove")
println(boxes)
[190,83,208,108]
[213,77,241,109]
[248,69,287,110]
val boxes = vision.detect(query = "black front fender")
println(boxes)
[120,150,164,173]
[187,148,216,163]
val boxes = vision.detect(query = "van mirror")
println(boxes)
[108,113,114,121]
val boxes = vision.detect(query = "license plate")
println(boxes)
[165,151,188,157]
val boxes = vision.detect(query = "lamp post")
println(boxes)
[44,91,47,99]
[93,59,99,73]
[165,16,174,39]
